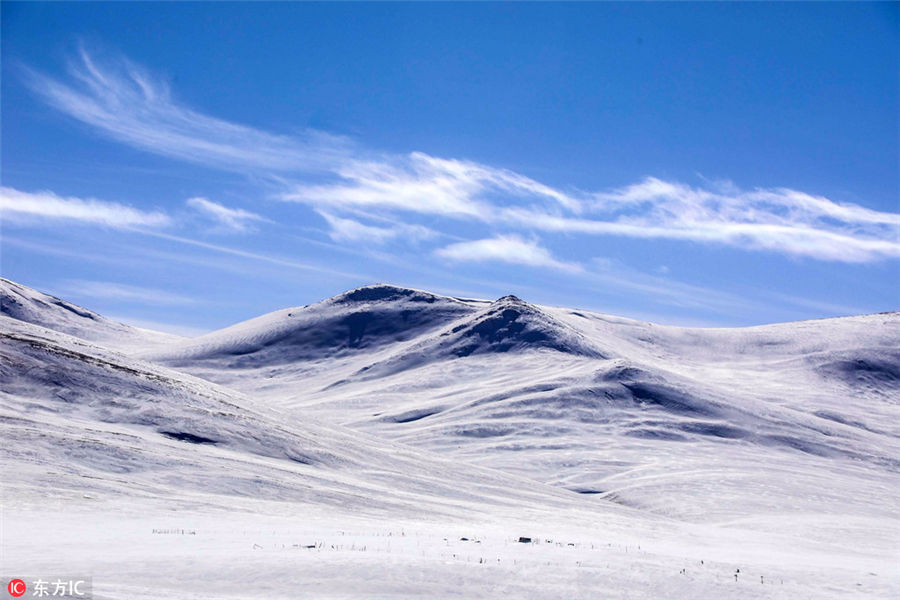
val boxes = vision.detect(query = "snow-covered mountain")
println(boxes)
[145,284,900,526]
[0,277,182,352]
[2,278,898,599]
[341,294,607,380]
[1,313,598,518]
[156,284,482,370]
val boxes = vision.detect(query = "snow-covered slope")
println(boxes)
[148,285,900,531]
[3,278,898,598]
[157,284,479,370]
[0,315,595,518]
[0,277,182,352]
[337,294,606,381]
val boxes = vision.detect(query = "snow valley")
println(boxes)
[1,277,898,599]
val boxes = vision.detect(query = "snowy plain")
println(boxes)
[1,278,898,598]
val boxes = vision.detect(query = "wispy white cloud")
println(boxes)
[293,172,900,261]
[0,186,170,228]
[187,197,266,232]
[435,235,581,272]
[24,44,351,174]
[139,229,366,280]
[285,152,582,220]
[62,279,199,306]
[316,210,436,244]
[575,177,900,262]
[2,188,366,281]
[24,47,900,264]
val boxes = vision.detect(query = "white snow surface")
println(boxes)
[2,280,898,598]
[0,277,182,352]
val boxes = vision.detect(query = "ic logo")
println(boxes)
[7,579,26,597]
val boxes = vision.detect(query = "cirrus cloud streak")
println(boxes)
[187,197,267,232]
[435,235,582,273]
[21,46,900,263]
[1,186,170,228]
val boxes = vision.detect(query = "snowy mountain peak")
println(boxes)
[331,283,449,305]
[493,294,524,304]
[151,283,479,367]
[443,295,605,358]
[339,292,607,381]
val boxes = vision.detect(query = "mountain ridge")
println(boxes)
[0,277,182,352]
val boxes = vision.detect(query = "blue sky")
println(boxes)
[2,2,898,334]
